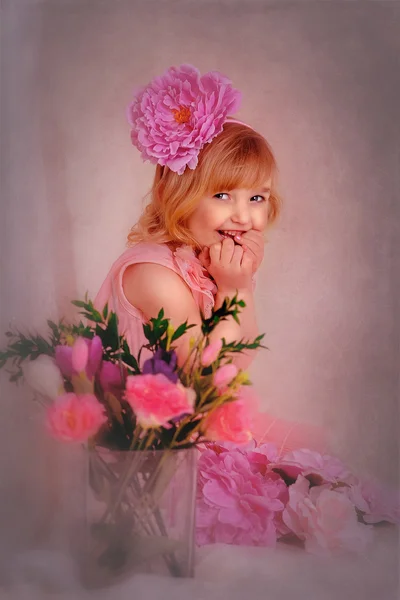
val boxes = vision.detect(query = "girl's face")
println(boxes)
[186,181,272,249]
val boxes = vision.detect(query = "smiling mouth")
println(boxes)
[217,230,245,243]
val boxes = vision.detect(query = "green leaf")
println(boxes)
[171,321,195,342]
[102,303,109,320]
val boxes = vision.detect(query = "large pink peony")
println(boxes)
[272,448,355,485]
[342,479,400,525]
[124,373,195,428]
[47,393,107,442]
[282,475,374,556]
[196,445,288,546]
[127,64,242,175]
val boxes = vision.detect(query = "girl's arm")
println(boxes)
[122,263,257,370]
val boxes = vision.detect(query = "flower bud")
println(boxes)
[22,355,64,399]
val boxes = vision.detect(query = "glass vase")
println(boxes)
[80,446,198,588]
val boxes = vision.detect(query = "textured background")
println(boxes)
[0,0,399,582]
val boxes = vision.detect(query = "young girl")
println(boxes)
[95,64,328,455]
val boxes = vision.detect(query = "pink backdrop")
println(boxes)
[0,0,399,586]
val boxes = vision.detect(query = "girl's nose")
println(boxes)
[231,202,250,225]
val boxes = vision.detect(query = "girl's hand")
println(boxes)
[198,238,253,295]
[233,229,265,274]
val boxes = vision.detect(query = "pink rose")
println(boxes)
[47,393,107,442]
[196,445,288,546]
[124,373,195,428]
[205,398,253,444]
[213,364,238,391]
[282,475,374,556]
[201,339,223,367]
[127,64,242,175]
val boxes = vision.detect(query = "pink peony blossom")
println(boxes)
[272,448,355,486]
[47,393,107,442]
[196,445,288,546]
[343,479,400,525]
[213,364,238,390]
[282,475,374,556]
[124,373,195,428]
[127,64,242,175]
[201,339,223,367]
[174,246,216,318]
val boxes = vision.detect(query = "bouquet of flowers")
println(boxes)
[0,294,263,584]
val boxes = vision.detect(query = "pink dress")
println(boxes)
[94,242,329,456]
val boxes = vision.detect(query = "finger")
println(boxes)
[234,237,258,265]
[231,243,244,268]
[220,237,235,264]
[239,230,264,251]
[209,242,222,263]
[241,246,255,270]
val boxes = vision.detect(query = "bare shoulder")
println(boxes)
[122,262,201,324]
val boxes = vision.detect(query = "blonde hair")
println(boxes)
[127,121,282,249]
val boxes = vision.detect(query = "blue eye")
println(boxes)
[250,195,265,203]
[214,193,229,200]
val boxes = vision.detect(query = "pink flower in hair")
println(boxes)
[47,393,107,442]
[127,64,242,175]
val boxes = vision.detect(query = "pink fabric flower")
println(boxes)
[201,339,223,367]
[343,479,400,525]
[124,373,195,428]
[127,64,242,175]
[47,393,107,442]
[272,448,355,485]
[174,246,216,318]
[213,364,238,390]
[282,475,374,556]
[196,445,288,546]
